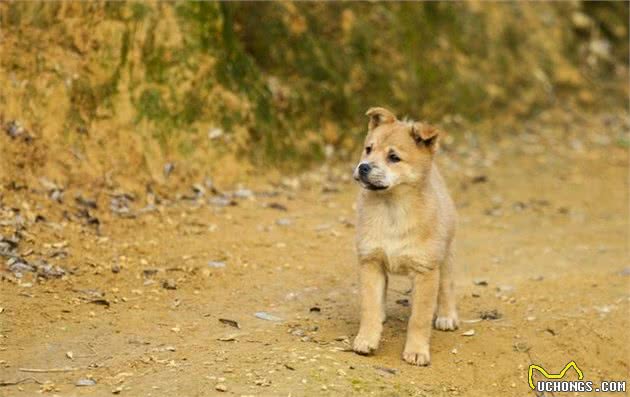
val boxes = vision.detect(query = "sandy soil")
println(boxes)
[0,111,628,396]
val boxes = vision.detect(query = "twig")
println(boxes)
[18,367,80,373]
[0,377,44,386]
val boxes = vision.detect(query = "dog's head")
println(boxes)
[353,107,440,191]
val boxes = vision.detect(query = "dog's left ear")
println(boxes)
[410,122,440,152]
[366,107,396,131]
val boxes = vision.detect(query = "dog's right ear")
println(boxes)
[366,107,396,131]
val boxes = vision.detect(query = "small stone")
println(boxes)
[209,197,236,207]
[215,384,227,392]
[496,285,514,293]
[111,264,121,273]
[462,329,475,336]
[618,267,630,276]
[254,312,282,321]
[233,189,253,199]
[479,310,502,320]
[208,261,226,268]
[163,163,175,177]
[276,218,292,226]
[162,279,177,290]
[76,378,96,386]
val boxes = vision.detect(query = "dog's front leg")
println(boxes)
[403,268,439,366]
[353,259,386,355]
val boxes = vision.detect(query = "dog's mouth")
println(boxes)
[356,176,388,191]
[363,183,388,191]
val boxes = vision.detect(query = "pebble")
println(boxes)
[255,312,282,321]
[462,329,476,336]
[215,384,227,392]
[76,378,96,386]
[209,197,235,207]
[276,218,292,226]
[233,189,253,199]
[162,279,177,290]
[496,285,514,293]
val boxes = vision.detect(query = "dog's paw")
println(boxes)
[353,333,380,355]
[402,347,431,366]
[434,314,459,331]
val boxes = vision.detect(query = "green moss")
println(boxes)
[130,2,151,21]
[137,88,166,122]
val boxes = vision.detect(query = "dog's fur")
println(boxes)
[352,107,458,366]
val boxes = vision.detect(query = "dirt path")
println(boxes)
[1,112,628,396]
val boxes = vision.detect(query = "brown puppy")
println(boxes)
[352,107,458,366]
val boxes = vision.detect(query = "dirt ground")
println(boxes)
[1,110,628,396]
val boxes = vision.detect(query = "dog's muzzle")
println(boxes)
[354,162,388,190]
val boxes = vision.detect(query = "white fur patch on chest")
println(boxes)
[357,200,421,274]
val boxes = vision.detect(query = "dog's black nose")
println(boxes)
[358,163,371,176]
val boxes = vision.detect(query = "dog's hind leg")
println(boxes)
[381,273,388,323]
[434,248,459,331]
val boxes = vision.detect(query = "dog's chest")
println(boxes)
[357,200,418,272]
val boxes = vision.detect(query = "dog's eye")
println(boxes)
[388,152,401,163]
[365,146,372,155]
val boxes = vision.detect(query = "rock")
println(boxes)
[162,279,177,290]
[208,261,226,268]
[374,366,397,376]
[163,163,175,177]
[9,260,35,275]
[215,384,227,392]
[5,120,24,138]
[233,189,253,199]
[209,197,236,207]
[76,378,96,386]
[276,218,292,226]
[496,285,514,293]
[513,341,530,352]
[479,310,502,320]
[254,312,282,321]
[461,329,475,336]
[617,267,630,276]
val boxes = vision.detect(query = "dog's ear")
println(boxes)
[410,122,440,152]
[365,107,396,131]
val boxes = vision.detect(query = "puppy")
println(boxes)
[352,107,458,366]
